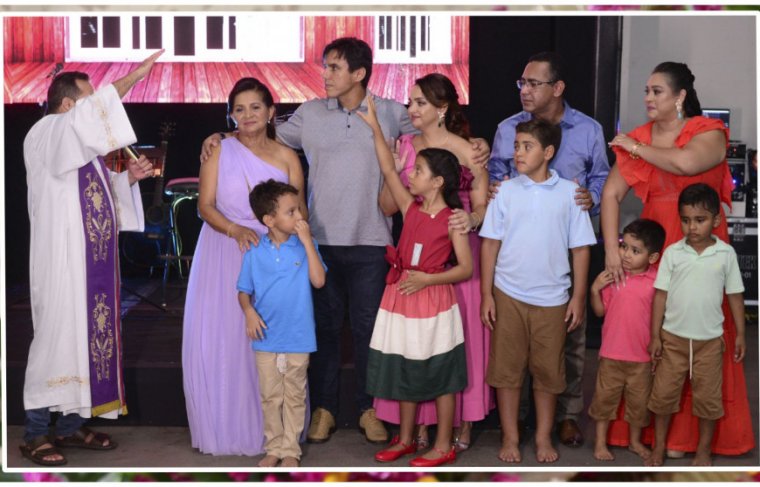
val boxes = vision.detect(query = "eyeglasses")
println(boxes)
[516,78,557,90]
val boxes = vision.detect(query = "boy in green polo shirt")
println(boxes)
[646,183,745,467]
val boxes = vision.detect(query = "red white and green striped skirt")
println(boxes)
[366,278,467,402]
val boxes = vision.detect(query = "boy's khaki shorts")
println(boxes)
[588,357,652,427]
[486,289,567,394]
[648,329,724,420]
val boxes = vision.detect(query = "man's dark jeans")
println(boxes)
[24,408,86,443]
[308,245,388,417]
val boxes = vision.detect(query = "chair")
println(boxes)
[161,177,200,306]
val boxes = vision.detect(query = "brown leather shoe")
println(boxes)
[557,419,584,448]
[307,407,336,443]
[359,408,389,444]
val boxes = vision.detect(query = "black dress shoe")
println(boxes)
[557,419,584,447]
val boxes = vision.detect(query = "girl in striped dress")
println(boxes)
[359,97,472,467]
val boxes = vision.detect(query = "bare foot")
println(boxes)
[535,437,558,463]
[644,447,664,466]
[691,451,712,466]
[593,442,615,461]
[257,455,279,467]
[280,456,300,468]
[498,439,521,463]
[628,442,652,460]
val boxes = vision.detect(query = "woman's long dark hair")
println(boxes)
[226,77,276,139]
[652,62,702,118]
[418,148,462,210]
[415,73,471,139]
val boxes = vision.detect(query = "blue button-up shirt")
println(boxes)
[487,102,610,216]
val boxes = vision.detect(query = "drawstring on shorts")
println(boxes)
[689,339,693,380]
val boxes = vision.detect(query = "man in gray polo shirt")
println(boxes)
[276,37,414,445]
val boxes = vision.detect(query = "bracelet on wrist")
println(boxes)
[226,222,236,237]
[629,140,645,159]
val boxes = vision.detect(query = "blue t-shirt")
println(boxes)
[236,234,326,353]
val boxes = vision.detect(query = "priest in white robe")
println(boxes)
[20,50,163,467]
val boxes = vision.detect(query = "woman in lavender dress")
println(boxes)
[182,78,306,455]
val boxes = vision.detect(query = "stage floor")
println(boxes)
[4,277,759,469]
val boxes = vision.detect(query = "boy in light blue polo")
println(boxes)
[480,119,595,464]
[237,179,326,468]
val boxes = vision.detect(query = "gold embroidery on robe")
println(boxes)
[83,173,113,262]
[90,293,114,382]
[93,93,118,150]
[46,376,87,388]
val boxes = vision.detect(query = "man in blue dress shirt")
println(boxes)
[488,52,610,448]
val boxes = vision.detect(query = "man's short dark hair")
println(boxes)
[515,119,562,162]
[47,72,89,114]
[322,37,373,89]
[250,179,299,225]
[678,183,721,216]
[527,51,564,83]
[623,219,666,255]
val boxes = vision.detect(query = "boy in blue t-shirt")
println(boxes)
[237,179,326,468]
[480,119,596,464]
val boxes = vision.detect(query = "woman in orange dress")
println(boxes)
[602,62,754,457]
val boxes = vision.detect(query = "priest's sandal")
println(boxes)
[54,426,117,450]
[19,435,68,466]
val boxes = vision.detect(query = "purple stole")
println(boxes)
[78,157,127,417]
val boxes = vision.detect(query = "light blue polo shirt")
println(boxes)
[236,234,326,353]
[655,236,744,340]
[479,170,596,306]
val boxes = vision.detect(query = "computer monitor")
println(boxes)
[702,108,730,129]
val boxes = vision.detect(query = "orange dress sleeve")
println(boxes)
[612,122,655,203]
[612,117,732,206]
[675,116,733,209]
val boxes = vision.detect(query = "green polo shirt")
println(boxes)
[654,236,744,340]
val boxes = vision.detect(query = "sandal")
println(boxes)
[452,436,470,453]
[415,435,430,450]
[452,421,472,452]
[414,425,429,451]
[19,435,68,466]
[54,426,117,450]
